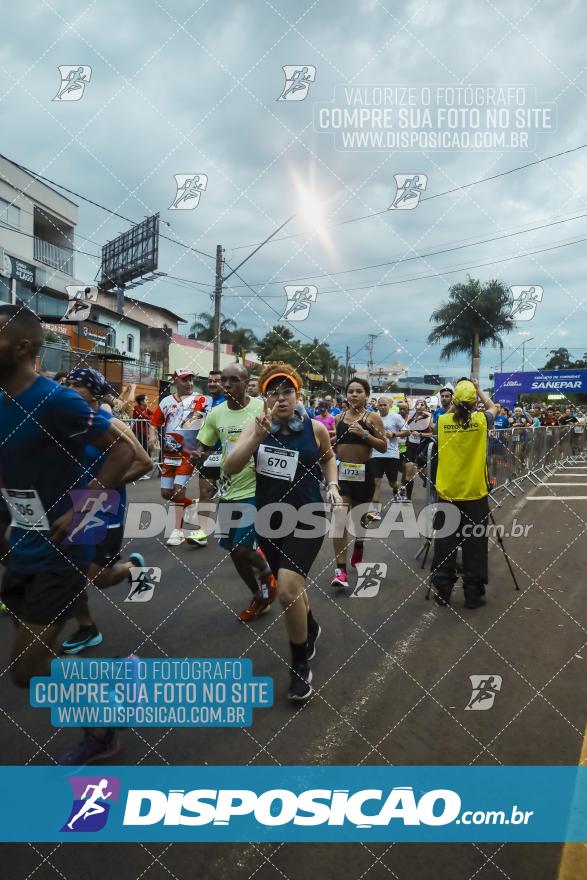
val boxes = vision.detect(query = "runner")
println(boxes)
[0,304,134,764]
[370,396,408,513]
[225,363,341,700]
[59,367,152,655]
[432,384,454,425]
[247,376,261,398]
[192,363,277,621]
[404,399,433,501]
[149,369,208,547]
[396,400,410,501]
[331,378,387,587]
[186,370,225,547]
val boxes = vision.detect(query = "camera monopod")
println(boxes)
[488,509,520,591]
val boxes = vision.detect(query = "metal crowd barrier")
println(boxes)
[487,424,586,502]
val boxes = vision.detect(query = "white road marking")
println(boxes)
[528,496,587,501]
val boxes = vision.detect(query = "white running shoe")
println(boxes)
[166,529,185,546]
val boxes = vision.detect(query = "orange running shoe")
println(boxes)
[239,594,272,622]
[259,572,277,605]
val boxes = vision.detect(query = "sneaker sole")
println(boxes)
[166,539,185,546]
[186,538,208,546]
[60,737,122,767]
[62,633,103,655]
[331,578,348,588]
[307,625,322,661]
[128,553,145,567]
[288,669,313,702]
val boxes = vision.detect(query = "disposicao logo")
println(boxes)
[122,786,461,827]
[61,776,120,832]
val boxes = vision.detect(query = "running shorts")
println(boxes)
[404,440,428,465]
[1,565,87,626]
[217,498,257,551]
[258,529,324,578]
[339,466,376,504]
[369,457,400,482]
[92,525,124,569]
[160,451,193,488]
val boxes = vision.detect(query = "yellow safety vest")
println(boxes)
[436,411,489,501]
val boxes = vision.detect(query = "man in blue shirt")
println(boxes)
[0,305,134,763]
[324,394,341,416]
[433,384,454,425]
[494,405,511,429]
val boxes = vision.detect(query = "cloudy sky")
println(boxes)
[2,0,586,382]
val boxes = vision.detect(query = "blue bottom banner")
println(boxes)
[0,766,586,842]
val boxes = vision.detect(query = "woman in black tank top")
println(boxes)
[331,379,387,588]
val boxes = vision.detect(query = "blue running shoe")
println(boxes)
[61,625,103,655]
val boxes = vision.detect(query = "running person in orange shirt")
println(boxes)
[149,369,207,547]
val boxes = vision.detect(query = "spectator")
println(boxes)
[133,394,154,452]
[494,405,510,429]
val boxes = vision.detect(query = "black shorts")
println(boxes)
[197,464,221,483]
[339,469,376,504]
[369,457,400,482]
[1,566,87,626]
[404,440,428,465]
[258,529,324,578]
[93,525,124,568]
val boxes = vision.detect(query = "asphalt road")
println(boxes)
[2,464,587,879]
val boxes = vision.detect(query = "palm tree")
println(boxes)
[428,276,514,379]
[188,311,236,343]
[230,328,258,364]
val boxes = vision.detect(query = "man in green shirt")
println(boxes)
[193,364,277,622]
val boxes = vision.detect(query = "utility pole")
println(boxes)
[212,244,224,372]
[344,345,350,387]
[367,333,376,387]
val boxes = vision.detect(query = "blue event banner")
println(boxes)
[494,369,587,407]
[0,766,585,842]
[29,658,273,728]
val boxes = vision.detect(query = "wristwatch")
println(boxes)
[362,429,369,440]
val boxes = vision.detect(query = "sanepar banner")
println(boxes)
[1,766,586,842]
[494,369,587,407]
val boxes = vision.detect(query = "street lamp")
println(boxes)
[518,332,534,372]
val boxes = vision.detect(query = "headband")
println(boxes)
[261,372,300,395]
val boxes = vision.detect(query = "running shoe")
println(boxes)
[57,731,121,766]
[331,568,349,588]
[350,543,364,568]
[166,528,185,546]
[398,486,408,503]
[61,625,103,655]
[360,510,382,527]
[238,593,272,622]
[288,664,313,702]
[186,528,208,547]
[392,492,400,503]
[128,551,145,567]
[259,572,277,604]
[307,622,322,661]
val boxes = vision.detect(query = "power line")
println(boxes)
[223,232,587,298]
[220,209,587,289]
[0,154,216,262]
[230,144,587,251]
[0,219,102,260]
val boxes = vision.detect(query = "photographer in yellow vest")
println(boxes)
[431,377,499,609]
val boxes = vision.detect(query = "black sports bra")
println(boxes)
[335,413,374,446]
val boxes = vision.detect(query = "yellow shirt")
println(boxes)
[436,411,489,501]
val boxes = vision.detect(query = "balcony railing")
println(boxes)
[34,237,74,275]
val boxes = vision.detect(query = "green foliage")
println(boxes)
[428,275,514,368]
